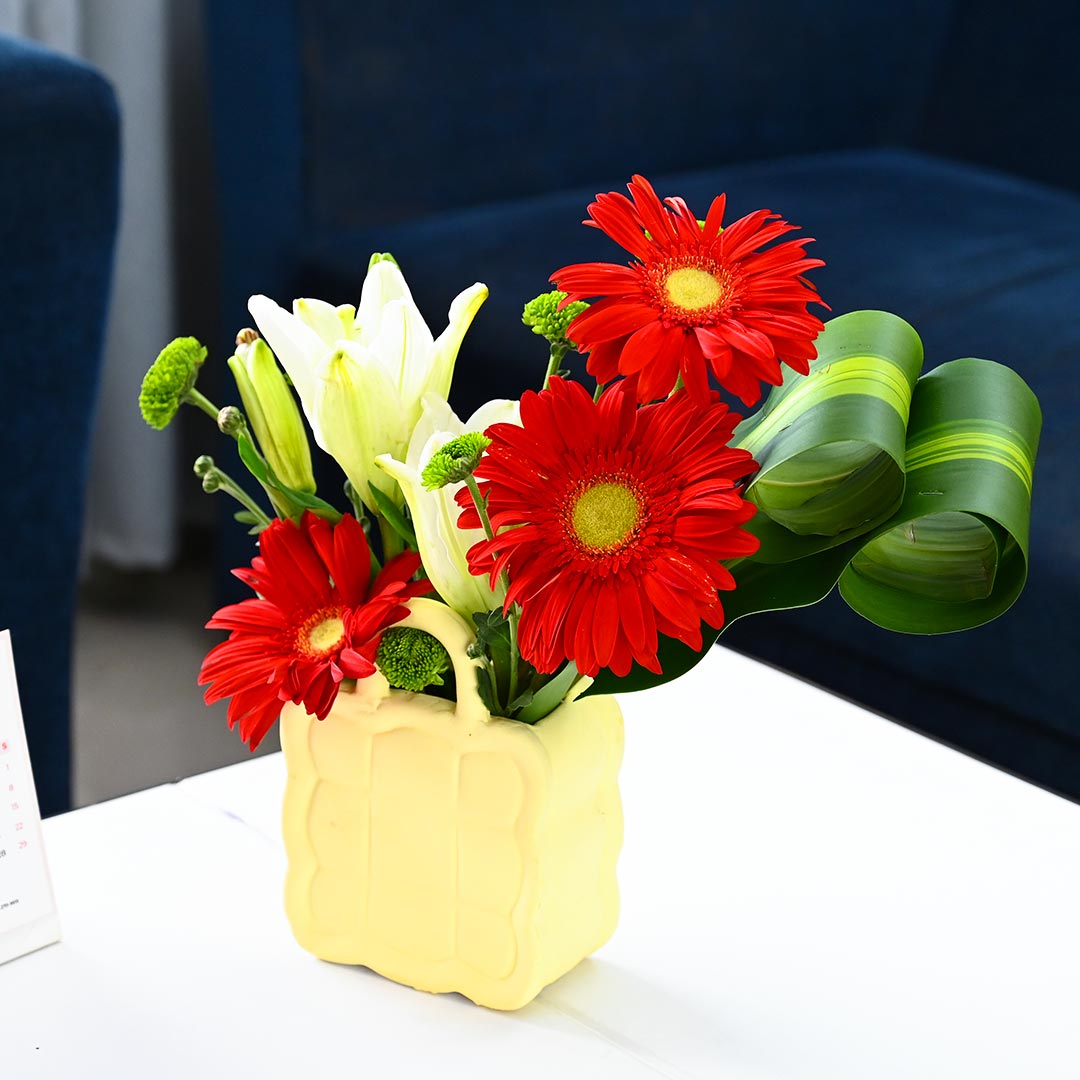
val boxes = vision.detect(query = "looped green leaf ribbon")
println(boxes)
[588,309,1041,696]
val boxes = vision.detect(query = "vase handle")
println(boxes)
[396,598,492,727]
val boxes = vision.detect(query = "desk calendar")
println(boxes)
[0,629,60,964]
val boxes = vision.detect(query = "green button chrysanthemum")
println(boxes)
[376,627,451,693]
[421,432,492,490]
[139,337,207,430]
[522,290,588,349]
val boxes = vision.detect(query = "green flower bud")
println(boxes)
[522,291,588,350]
[139,337,207,430]
[217,406,245,436]
[201,471,221,493]
[193,454,215,478]
[228,336,316,493]
[376,627,451,693]
[421,432,492,490]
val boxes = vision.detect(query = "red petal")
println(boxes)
[330,514,373,606]
[567,297,656,345]
[701,193,727,242]
[585,191,652,260]
[550,261,643,299]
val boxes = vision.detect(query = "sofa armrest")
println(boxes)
[0,34,120,815]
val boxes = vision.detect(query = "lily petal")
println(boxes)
[355,259,417,345]
[294,297,349,345]
[248,294,327,431]
[314,343,406,511]
[427,282,488,403]
[376,394,517,619]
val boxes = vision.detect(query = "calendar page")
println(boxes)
[0,630,60,964]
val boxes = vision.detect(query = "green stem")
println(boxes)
[213,470,273,528]
[185,388,221,422]
[376,513,403,562]
[507,604,520,707]
[543,344,569,391]
[464,474,524,714]
[464,475,496,541]
[344,480,367,523]
[594,381,605,403]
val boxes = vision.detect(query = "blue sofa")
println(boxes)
[203,2,1079,798]
[0,36,119,815]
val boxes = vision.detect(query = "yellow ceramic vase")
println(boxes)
[279,598,624,1010]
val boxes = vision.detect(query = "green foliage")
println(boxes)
[467,610,539,718]
[235,434,342,524]
[139,337,207,429]
[368,483,417,548]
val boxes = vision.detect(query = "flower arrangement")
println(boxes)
[140,174,1041,745]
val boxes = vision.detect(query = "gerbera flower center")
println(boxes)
[570,481,641,552]
[664,266,724,311]
[298,609,346,656]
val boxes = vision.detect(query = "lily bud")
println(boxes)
[228,336,316,493]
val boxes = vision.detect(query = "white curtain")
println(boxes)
[2,0,178,568]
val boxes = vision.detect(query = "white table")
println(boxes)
[5,648,1080,1079]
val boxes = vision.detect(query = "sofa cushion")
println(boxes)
[299,148,1078,793]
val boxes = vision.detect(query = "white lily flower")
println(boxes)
[377,394,520,620]
[248,257,487,512]
[315,344,406,509]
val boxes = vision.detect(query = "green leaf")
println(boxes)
[236,432,272,485]
[507,687,536,714]
[837,357,1040,632]
[473,666,499,716]
[368,483,418,548]
[236,434,342,523]
[469,610,512,709]
[733,310,922,561]
[516,661,581,725]
[472,609,513,651]
[586,317,1041,697]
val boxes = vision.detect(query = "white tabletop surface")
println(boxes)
[4,647,1079,1079]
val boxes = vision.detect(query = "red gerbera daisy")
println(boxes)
[551,174,827,407]
[198,511,430,750]
[458,377,760,678]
